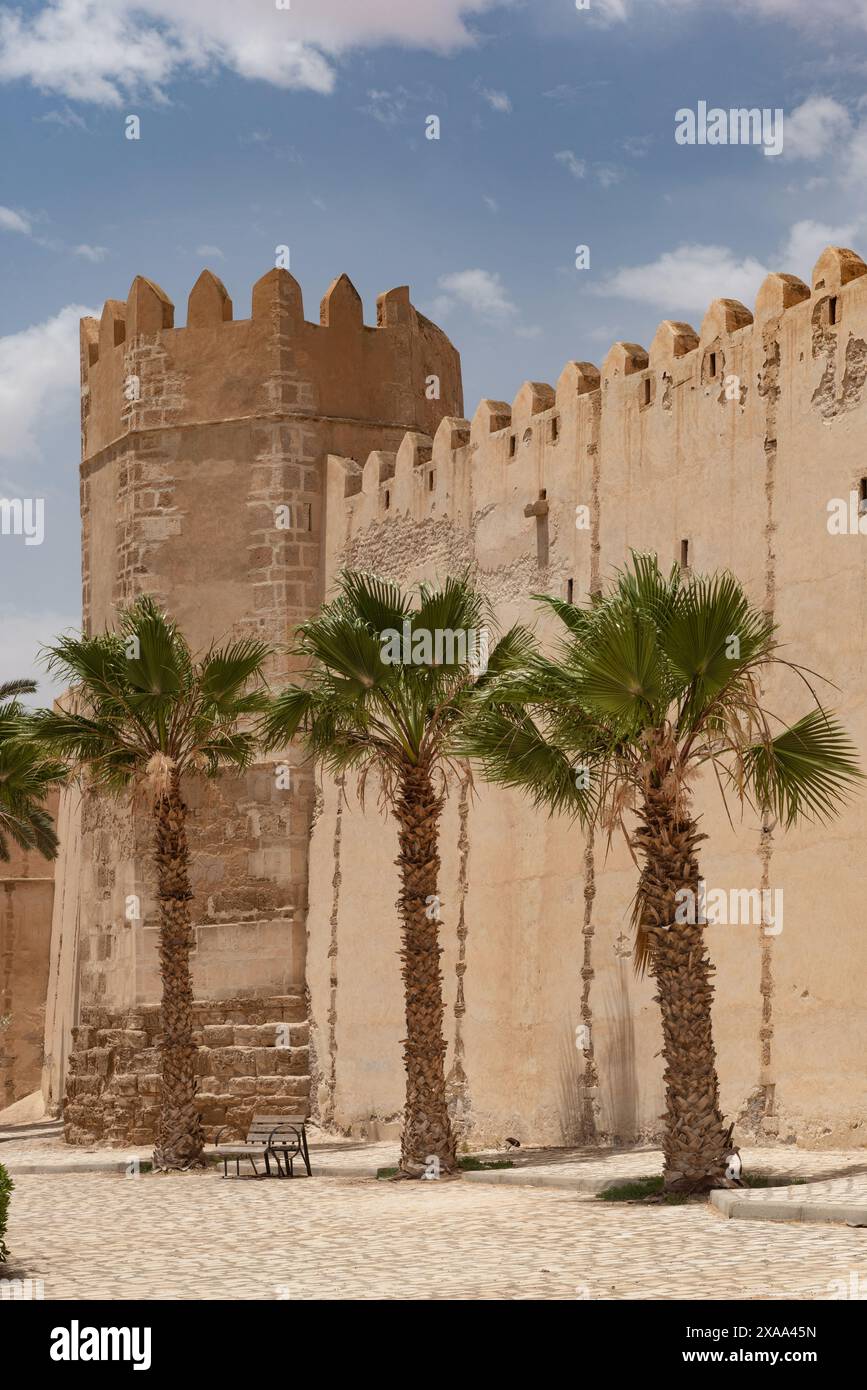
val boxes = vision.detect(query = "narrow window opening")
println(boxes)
[680,538,690,569]
[384,489,390,511]
[643,377,652,406]
[509,434,516,458]
[829,296,839,325]
[709,352,717,378]
[567,577,574,603]
[428,470,435,492]
[859,477,867,513]
[551,416,560,442]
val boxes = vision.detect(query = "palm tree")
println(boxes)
[464,554,860,1193]
[262,571,532,1178]
[34,598,271,1172]
[0,679,64,862]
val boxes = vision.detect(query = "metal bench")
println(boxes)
[213,1114,312,1178]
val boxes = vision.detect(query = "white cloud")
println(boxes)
[781,96,852,161]
[728,0,867,29]
[555,149,586,180]
[623,134,653,157]
[195,243,224,259]
[581,0,630,21]
[593,162,625,188]
[0,608,81,701]
[595,243,769,312]
[483,195,499,213]
[586,0,867,30]
[778,219,859,277]
[0,304,96,466]
[73,243,108,261]
[433,269,517,320]
[478,85,512,113]
[543,84,580,103]
[360,87,410,125]
[37,105,88,129]
[543,81,610,103]
[846,122,867,185]
[594,222,865,318]
[0,206,32,235]
[0,0,503,104]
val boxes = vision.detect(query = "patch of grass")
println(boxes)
[598,1173,809,1204]
[0,1161,12,1262]
[598,1176,673,1203]
[376,1156,516,1179]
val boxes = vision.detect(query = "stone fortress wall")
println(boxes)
[308,246,867,1151]
[4,247,866,1151]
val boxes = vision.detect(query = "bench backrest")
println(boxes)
[245,1114,307,1145]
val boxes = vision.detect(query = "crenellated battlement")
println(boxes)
[80,268,463,461]
[325,245,867,598]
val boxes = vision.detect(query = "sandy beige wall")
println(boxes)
[308,249,867,1150]
[0,800,58,1108]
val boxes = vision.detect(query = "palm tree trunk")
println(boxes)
[635,782,730,1193]
[393,762,458,1177]
[152,771,204,1171]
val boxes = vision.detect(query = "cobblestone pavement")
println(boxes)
[4,1166,867,1301]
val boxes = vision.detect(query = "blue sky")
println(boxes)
[1,0,866,692]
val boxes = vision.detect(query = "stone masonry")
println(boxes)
[64,995,308,1145]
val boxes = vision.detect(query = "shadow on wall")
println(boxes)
[556,1023,584,1145]
[600,957,640,1143]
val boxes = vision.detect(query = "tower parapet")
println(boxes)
[80,268,462,466]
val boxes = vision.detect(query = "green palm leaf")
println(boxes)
[742,708,862,827]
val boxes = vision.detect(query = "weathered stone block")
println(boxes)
[67,1075,98,1097]
[227,1078,257,1096]
[232,1024,275,1046]
[202,1025,234,1047]
[210,1047,256,1077]
[257,1047,307,1076]
[131,1049,162,1073]
[87,1047,112,1077]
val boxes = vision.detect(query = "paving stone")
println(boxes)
[2,1137,867,1300]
